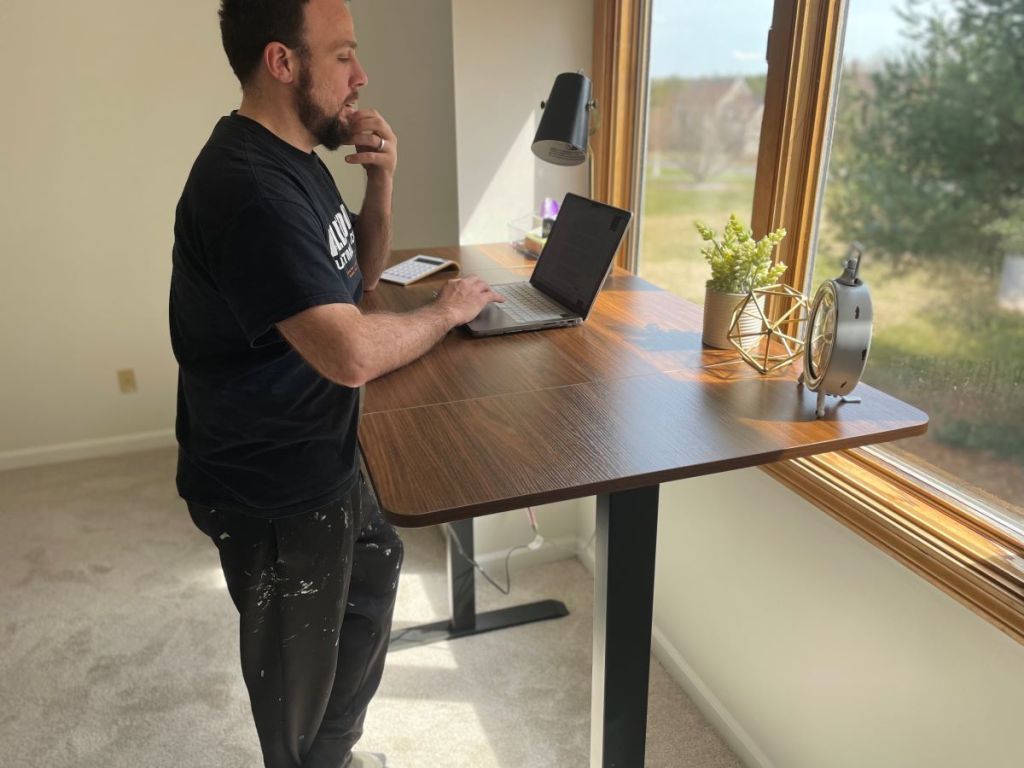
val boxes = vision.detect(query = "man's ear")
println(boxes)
[262,42,299,85]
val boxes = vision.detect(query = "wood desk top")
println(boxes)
[358,244,928,527]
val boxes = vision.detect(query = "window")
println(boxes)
[811,0,1024,533]
[638,0,773,306]
[595,0,1024,640]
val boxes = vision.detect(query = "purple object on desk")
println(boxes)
[541,197,560,237]
[542,197,560,220]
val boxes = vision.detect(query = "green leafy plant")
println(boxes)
[695,214,788,293]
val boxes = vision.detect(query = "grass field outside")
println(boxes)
[638,156,1024,515]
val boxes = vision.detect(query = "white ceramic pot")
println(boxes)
[702,286,764,349]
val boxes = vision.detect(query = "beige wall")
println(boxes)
[0,1,238,464]
[447,0,595,559]
[0,0,458,467]
[577,469,1024,768]
[443,2,1024,750]
[451,0,591,244]
[334,0,460,250]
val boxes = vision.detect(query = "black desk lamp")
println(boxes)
[531,71,596,168]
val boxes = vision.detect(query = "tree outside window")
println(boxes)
[814,0,1024,519]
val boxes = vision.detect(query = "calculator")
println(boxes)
[379,255,459,286]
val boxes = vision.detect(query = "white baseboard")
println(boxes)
[650,626,776,768]
[438,523,773,766]
[476,533,581,572]
[576,531,597,576]
[0,429,177,472]
[437,523,580,575]
[576,533,773,768]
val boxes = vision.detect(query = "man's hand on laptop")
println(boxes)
[435,276,505,326]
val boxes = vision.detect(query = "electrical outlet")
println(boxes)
[117,368,138,394]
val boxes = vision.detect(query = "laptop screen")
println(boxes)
[530,194,632,317]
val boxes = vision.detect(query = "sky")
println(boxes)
[648,0,954,79]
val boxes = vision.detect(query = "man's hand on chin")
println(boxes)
[344,109,397,181]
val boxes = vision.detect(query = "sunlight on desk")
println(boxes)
[362,243,928,766]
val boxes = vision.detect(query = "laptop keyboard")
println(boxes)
[495,282,568,323]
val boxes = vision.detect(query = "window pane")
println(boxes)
[814,0,1024,522]
[638,1,773,304]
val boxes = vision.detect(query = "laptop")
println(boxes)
[466,193,633,337]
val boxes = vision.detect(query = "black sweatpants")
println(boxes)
[188,472,404,768]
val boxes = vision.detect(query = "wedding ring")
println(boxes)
[377,135,386,152]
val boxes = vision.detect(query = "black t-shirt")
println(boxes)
[169,112,363,518]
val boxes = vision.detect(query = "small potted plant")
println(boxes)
[695,214,788,349]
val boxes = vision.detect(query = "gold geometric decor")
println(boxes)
[726,284,812,374]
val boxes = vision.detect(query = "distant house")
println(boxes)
[648,76,764,180]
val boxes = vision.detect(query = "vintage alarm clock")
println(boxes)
[797,243,874,418]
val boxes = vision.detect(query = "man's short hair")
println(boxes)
[219,0,313,87]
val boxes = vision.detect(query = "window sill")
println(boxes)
[761,447,1024,645]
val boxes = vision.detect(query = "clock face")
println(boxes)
[808,284,837,381]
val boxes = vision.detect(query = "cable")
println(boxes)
[444,508,599,597]
[389,512,598,645]
[526,505,598,558]
[445,521,529,595]
[387,528,523,646]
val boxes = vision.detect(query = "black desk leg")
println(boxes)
[448,517,477,631]
[592,485,659,768]
[389,517,569,650]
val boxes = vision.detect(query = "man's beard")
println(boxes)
[296,64,350,151]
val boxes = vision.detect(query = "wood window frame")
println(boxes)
[592,0,1024,645]
[591,0,651,270]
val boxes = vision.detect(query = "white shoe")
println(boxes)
[348,752,389,768]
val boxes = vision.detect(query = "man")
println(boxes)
[169,1,503,766]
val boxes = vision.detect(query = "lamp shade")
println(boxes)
[531,72,592,166]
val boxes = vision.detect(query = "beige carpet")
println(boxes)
[0,448,743,768]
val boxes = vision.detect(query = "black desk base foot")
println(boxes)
[389,599,569,651]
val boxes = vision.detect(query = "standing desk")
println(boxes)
[358,243,928,768]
